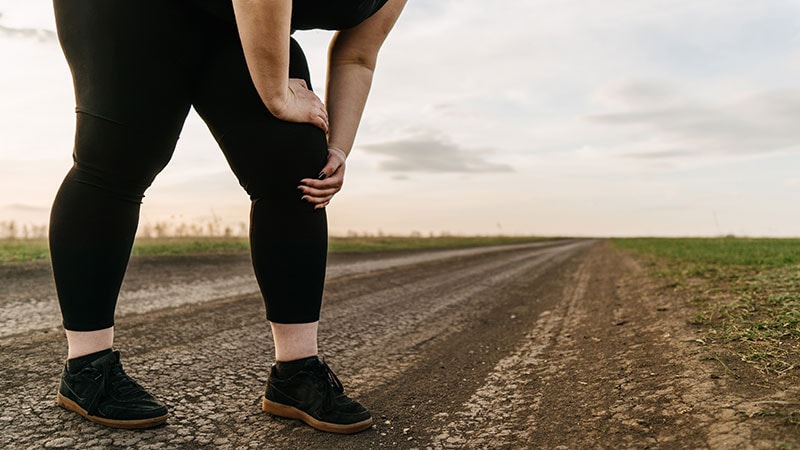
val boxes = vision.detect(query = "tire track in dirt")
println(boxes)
[0,240,592,449]
[320,240,599,450]
[426,253,593,448]
[321,241,591,399]
[4,240,792,449]
[522,243,799,449]
[521,242,708,448]
[0,241,570,338]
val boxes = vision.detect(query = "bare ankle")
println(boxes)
[270,321,319,362]
[65,327,115,359]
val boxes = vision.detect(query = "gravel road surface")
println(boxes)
[1,239,796,449]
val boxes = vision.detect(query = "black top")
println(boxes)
[197,0,389,31]
[291,0,389,30]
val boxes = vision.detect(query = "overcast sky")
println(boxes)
[1,0,799,237]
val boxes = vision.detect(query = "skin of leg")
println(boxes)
[192,26,328,366]
[65,327,115,359]
[270,321,319,362]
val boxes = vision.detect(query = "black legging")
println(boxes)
[50,0,328,330]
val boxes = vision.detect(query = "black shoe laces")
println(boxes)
[86,359,146,415]
[316,359,346,412]
[318,359,344,394]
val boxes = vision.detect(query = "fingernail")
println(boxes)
[318,172,327,180]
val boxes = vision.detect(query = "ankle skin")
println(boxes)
[65,327,114,359]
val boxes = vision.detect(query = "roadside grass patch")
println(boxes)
[0,235,555,264]
[0,239,49,264]
[130,237,250,256]
[613,238,800,379]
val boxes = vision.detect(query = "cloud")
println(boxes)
[587,84,800,160]
[0,12,56,41]
[360,132,513,174]
[621,150,693,160]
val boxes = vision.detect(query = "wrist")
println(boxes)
[328,146,348,160]
[262,91,289,115]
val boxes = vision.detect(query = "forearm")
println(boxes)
[231,0,291,113]
[325,60,376,157]
[299,0,406,208]
[324,0,406,156]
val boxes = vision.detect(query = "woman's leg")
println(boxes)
[270,322,319,361]
[51,0,199,339]
[190,8,372,433]
[50,0,208,428]
[193,29,371,433]
[65,329,115,359]
[193,34,329,358]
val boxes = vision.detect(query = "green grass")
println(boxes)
[131,237,251,256]
[0,235,555,264]
[613,237,800,378]
[0,239,50,264]
[613,237,800,267]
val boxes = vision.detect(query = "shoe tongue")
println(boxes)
[301,356,321,368]
[90,350,121,369]
[66,348,114,374]
[275,355,320,378]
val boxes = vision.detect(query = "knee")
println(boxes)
[70,112,177,201]
[221,121,329,201]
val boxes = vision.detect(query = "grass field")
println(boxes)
[0,235,556,264]
[613,238,800,379]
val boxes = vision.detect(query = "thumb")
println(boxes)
[317,151,344,180]
[317,159,337,180]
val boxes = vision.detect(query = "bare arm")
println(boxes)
[326,0,407,157]
[299,0,407,208]
[232,0,328,130]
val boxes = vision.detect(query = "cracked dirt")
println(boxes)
[0,240,797,448]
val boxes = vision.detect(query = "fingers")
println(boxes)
[300,178,336,189]
[299,173,341,208]
[314,114,329,133]
[299,184,339,197]
[315,147,345,180]
[298,146,346,208]
[288,78,329,131]
[311,106,329,132]
[298,174,341,201]
[315,162,336,182]
[300,189,336,209]
[311,100,328,132]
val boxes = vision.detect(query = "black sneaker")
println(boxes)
[262,357,373,434]
[56,350,168,429]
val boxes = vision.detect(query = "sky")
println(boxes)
[1,0,799,237]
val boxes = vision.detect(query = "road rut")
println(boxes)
[1,239,796,449]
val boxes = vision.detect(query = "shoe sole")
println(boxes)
[262,396,373,434]
[57,392,167,429]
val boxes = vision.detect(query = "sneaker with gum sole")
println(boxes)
[262,357,373,434]
[56,350,168,429]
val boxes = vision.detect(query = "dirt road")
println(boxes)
[1,240,796,449]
